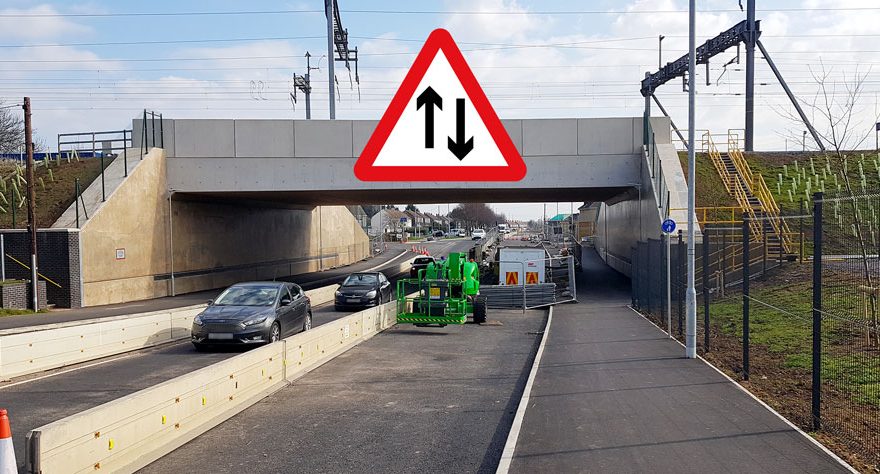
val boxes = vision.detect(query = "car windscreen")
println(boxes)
[342,274,378,286]
[213,285,279,306]
[413,257,434,265]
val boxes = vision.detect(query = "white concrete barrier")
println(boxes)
[24,299,399,474]
[0,285,340,381]
[0,305,204,380]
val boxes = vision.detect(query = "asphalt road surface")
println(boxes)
[141,309,547,474]
[0,238,475,472]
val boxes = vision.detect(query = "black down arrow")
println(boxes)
[447,98,474,160]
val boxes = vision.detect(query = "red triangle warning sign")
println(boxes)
[354,29,526,182]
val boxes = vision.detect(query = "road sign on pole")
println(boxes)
[354,29,526,181]
[661,218,676,234]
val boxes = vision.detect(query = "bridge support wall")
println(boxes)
[76,149,368,306]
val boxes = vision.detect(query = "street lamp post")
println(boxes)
[685,0,698,359]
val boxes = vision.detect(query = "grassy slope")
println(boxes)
[0,156,112,229]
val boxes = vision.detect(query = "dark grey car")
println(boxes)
[334,272,393,311]
[191,282,311,351]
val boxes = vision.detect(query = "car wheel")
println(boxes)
[334,305,344,312]
[303,311,312,332]
[269,321,281,342]
[193,342,208,352]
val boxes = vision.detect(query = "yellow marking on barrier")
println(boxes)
[261,369,265,377]
[161,415,167,425]
[108,439,114,450]
[201,396,206,406]
[4,253,63,288]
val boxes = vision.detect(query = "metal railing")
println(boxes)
[58,129,132,204]
[645,121,670,218]
[141,110,164,154]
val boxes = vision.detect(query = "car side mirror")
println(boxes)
[207,299,213,306]
[280,297,292,306]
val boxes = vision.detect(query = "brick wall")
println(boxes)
[0,229,81,308]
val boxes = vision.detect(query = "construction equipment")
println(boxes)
[396,252,487,326]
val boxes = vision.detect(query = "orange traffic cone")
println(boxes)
[0,409,15,474]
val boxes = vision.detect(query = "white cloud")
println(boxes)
[0,4,92,40]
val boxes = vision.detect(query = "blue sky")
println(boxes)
[1,0,878,219]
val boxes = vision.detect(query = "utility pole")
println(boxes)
[325,0,336,119]
[686,1,698,359]
[744,0,756,151]
[23,97,38,311]
[292,52,316,119]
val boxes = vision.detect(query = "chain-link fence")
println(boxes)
[818,190,880,462]
[631,190,880,470]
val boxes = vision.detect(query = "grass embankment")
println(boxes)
[0,155,113,229]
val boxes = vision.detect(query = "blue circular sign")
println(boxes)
[661,218,676,234]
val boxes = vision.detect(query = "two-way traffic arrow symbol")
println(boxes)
[448,98,474,160]
[416,86,442,149]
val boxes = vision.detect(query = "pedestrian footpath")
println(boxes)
[505,249,852,473]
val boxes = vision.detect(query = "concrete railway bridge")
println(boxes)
[40,116,690,307]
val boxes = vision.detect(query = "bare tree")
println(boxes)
[0,101,25,154]
[777,61,880,344]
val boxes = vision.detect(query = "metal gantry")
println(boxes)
[640,0,824,152]
[324,0,360,119]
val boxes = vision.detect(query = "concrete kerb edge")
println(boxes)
[495,305,553,474]
[626,305,859,474]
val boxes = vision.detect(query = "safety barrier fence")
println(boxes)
[480,256,577,310]
[0,284,340,381]
[24,298,399,474]
[632,189,880,469]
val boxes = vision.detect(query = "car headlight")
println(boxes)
[243,316,268,327]
[193,314,204,326]
[365,290,377,299]
[335,290,343,297]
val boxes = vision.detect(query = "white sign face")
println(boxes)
[115,248,125,260]
[372,51,507,168]
[354,28,525,182]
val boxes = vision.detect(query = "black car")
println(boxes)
[191,282,311,351]
[410,256,436,278]
[334,272,393,311]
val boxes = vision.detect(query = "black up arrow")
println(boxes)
[416,86,442,148]
[447,98,474,160]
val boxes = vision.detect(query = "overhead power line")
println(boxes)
[2,7,880,18]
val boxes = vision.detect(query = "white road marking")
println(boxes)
[365,250,408,272]
[496,306,553,474]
